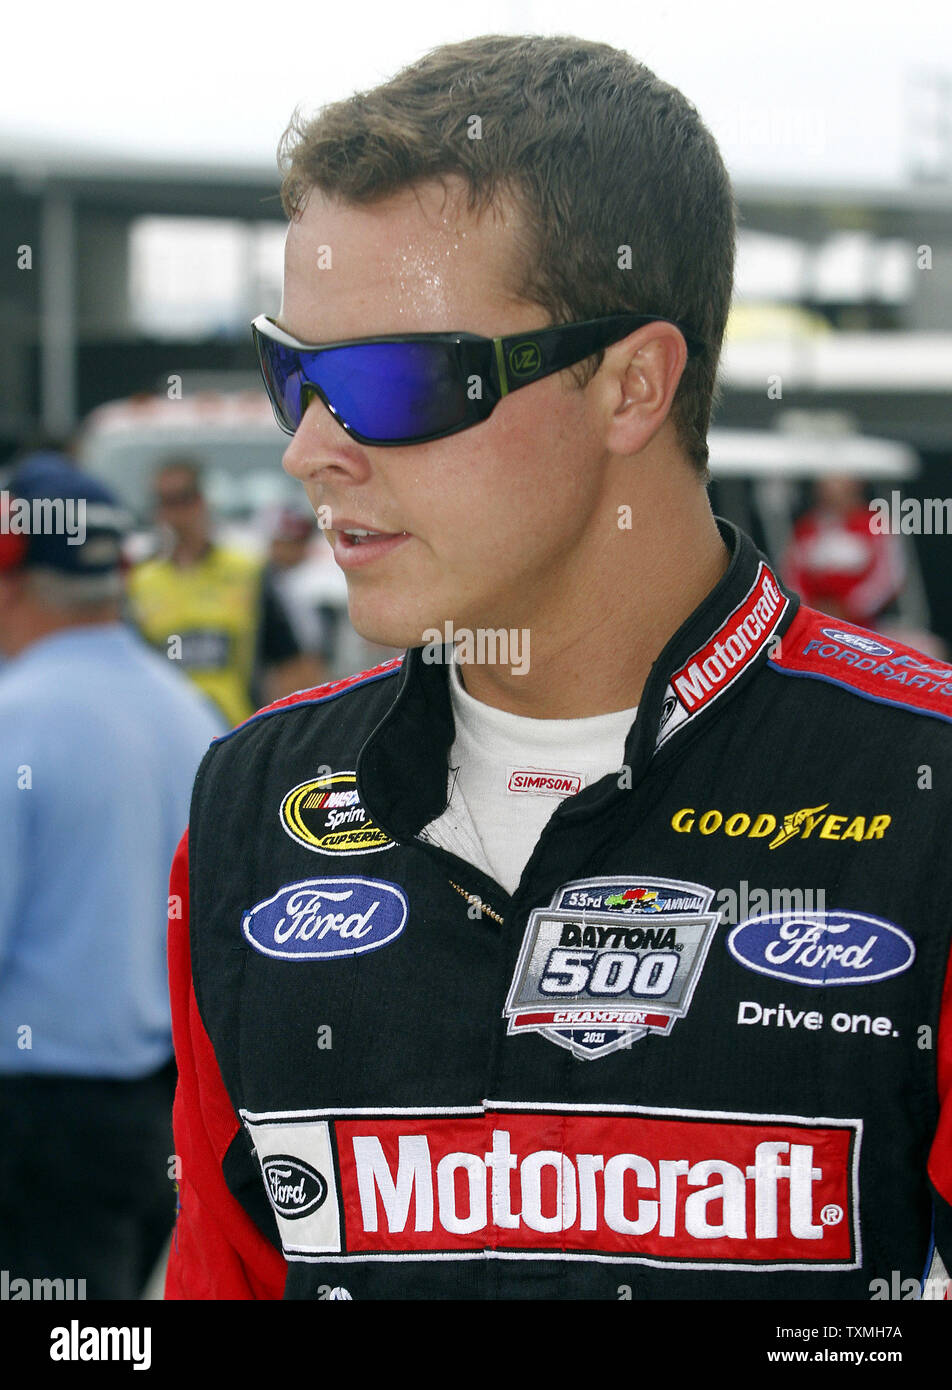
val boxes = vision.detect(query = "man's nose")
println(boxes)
[281,394,370,484]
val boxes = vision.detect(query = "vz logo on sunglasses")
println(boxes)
[508,342,542,377]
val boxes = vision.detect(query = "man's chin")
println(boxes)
[346,599,440,652]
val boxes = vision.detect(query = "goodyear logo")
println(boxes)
[671,804,891,849]
[280,772,394,856]
[507,341,541,377]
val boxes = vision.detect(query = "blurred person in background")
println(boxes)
[782,474,905,627]
[127,457,321,726]
[0,443,78,678]
[263,506,334,675]
[264,504,400,678]
[0,459,223,1299]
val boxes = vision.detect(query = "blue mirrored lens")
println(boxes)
[260,337,468,441]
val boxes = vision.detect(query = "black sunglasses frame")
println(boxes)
[251,312,706,448]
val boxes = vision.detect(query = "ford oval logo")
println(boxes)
[820,628,893,657]
[242,877,408,960]
[727,911,914,986]
[262,1155,327,1219]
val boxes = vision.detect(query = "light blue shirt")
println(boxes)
[0,623,224,1076]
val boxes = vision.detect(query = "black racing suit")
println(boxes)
[165,520,952,1299]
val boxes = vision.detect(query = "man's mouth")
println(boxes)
[328,524,414,567]
[338,526,409,548]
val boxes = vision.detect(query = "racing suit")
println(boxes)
[165,519,952,1299]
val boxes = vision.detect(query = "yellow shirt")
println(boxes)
[127,545,264,728]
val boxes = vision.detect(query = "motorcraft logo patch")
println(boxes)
[280,771,394,855]
[504,876,720,1059]
[727,911,915,987]
[657,562,788,749]
[242,877,408,960]
[241,1103,861,1269]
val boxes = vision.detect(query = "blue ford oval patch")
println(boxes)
[727,911,914,986]
[242,877,408,960]
[820,628,893,657]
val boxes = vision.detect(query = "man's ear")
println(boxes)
[598,322,690,457]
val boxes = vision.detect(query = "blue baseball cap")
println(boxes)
[3,455,130,575]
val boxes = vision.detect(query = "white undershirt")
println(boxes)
[418,657,638,896]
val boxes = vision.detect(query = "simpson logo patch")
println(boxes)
[727,911,915,987]
[657,562,788,748]
[504,876,719,1059]
[507,767,583,797]
[280,771,394,855]
[241,1103,861,1270]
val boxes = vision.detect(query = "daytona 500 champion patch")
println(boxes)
[504,876,720,1060]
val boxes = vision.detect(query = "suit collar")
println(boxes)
[357,520,799,839]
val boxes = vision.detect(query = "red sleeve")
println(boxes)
[928,938,952,1291]
[164,828,288,1300]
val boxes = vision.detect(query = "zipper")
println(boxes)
[448,879,505,926]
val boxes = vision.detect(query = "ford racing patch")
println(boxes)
[242,877,408,960]
[504,876,720,1059]
[727,910,915,986]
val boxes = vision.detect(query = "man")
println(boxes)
[783,474,906,626]
[128,457,323,726]
[0,459,223,1298]
[166,35,951,1299]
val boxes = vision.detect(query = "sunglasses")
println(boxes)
[251,312,705,447]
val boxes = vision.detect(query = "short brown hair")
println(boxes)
[278,34,736,475]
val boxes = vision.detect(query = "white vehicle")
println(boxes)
[76,391,294,540]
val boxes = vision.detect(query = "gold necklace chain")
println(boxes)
[448,879,505,926]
